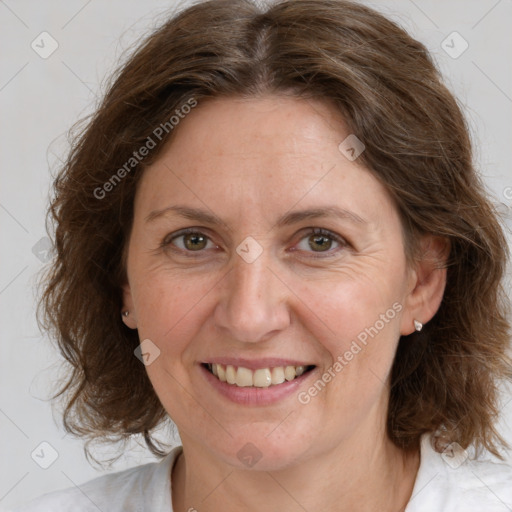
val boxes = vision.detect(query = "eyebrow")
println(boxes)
[145,204,367,227]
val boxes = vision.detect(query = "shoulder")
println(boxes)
[406,434,512,512]
[8,446,182,512]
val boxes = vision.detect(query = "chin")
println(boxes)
[207,425,317,472]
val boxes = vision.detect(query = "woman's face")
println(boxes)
[123,95,420,470]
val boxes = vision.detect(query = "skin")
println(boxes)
[122,95,448,512]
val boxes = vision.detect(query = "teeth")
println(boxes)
[253,368,272,387]
[236,367,253,387]
[207,363,311,388]
[284,366,296,381]
[271,367,285,385]
[217,364,226,382]
[226,365,236,385]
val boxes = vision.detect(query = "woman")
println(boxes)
[12,0,512,510]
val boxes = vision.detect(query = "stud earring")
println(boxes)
[414,319,423,332]
[122,311,129,317]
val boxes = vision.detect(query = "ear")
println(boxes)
[121,282,138,330]
[400,235,450,336]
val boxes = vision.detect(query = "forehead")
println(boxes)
[163,95,347,165]
[134,95,397,229]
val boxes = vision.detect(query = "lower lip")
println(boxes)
[199,364,315,406]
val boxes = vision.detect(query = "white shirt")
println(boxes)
[9,435,512,511]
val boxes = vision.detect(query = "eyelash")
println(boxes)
[160,227,348,259]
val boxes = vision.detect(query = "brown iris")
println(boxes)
[308,233,332,252]
[183,232,208,251]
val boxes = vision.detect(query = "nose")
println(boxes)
[213,250,291,343]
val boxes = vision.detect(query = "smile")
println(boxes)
[204,363,316,388]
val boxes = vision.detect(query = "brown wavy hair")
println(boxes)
[39,0,512,460]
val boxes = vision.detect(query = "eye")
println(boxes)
[162,228,216,254]
[161,227,347,258]
[294,228,346,257]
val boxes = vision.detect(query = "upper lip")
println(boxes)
[202,357,315,370]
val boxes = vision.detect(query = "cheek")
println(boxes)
[131,269,214,358]
[289,263,405,405]
[131,271,217,422]
[293,278,403,425]
[296,268,402,344]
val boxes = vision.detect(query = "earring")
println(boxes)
[414,319,423,332]
[122,311,129,317]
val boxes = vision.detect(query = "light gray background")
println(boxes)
[1,0,511,509]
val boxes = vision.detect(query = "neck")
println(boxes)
[171,427,420,512]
